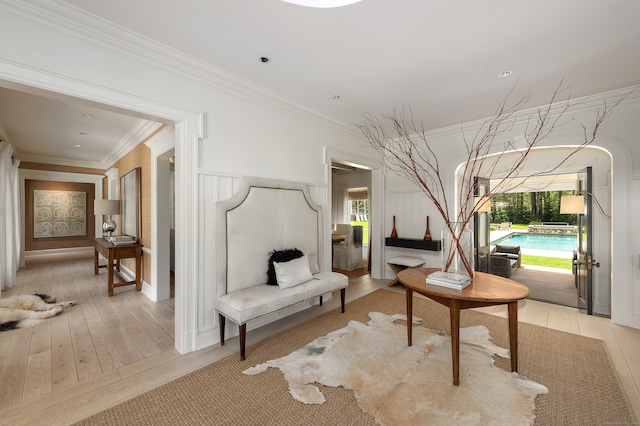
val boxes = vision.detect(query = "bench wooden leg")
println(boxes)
[319,295,323,305]
[218,314,225,345]
[341,288,346,313]
[239,323,247,361]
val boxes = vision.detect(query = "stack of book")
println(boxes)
[105,235,136,245]
[426,271,471,290]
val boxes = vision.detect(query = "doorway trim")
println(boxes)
[0,71,204,355]
[454,141,631,325]
[145,126,175,302]
[324,147,384,278]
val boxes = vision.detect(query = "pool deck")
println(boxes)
[489,229,574,259]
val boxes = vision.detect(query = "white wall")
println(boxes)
[1,2,639,355]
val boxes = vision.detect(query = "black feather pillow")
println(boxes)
[267,248,304,285]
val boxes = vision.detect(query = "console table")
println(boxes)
[399,267,530,386]
[94,238,142,296]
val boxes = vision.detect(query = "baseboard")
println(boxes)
[24,247,93,262]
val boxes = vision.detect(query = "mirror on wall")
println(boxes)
[120,167,141,239]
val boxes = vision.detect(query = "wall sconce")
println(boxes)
[560,195,585,215]
[94,199,120,237]
[474,196,491,213]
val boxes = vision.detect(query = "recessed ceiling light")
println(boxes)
[74,144,82,148]
[282,0,361,7]
[498,71,513,78]
[83,113,93,119]
[332,95,341,100]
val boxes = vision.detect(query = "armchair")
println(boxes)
[490,244,521,278]
[332,224,364,271]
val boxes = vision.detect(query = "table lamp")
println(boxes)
[94,199,120,237]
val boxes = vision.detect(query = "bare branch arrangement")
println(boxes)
[356,82,634,277]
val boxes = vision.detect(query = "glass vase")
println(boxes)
[441,222,474,278]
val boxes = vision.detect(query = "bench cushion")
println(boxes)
[387,256,425,268]
[301,271,348,299]
[214,271,347,325]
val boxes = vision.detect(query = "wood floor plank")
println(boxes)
[107,325,146,365]
[85,316,125,372]
[2,345,223,426]
[107,294,139,325]
[0,370,122,426]
[66,310,103,382]
[120,296,173,351]
[22,352,51,402]
[0,328,31,408]
[50,314,78,390]
[123,322,163,358]
[21,322,52,401]
[136,297,175,338]
[0,333,11,368]
[106,295,162,358]
[90,291,147,365]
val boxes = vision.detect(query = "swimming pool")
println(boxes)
[492,233,577,253]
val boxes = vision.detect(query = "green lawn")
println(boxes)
[350,221,369,243]
[521,254,572,270]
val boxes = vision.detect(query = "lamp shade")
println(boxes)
[94,199,120,215]
[474,196,491,213]
[282,0,361,7]
[560,195,584,214]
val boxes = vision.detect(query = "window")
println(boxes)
[348,187,368,221]
[348,188,369,244]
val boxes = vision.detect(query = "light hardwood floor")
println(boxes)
[0,258,638,425]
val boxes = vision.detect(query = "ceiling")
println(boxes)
[2,0,640,168]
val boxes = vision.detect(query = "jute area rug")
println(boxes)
[76,289,634,425]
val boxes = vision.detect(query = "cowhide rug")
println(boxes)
[0,293,76,331]
[244,312,548,426]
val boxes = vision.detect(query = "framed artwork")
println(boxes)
[120,167,141,238]
[33,189,86,238]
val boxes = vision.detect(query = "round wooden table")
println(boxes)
[398,267,530,386]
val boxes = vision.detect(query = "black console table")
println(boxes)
[385,237,441,251]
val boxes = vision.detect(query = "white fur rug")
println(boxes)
[0,293,76,331]
[244,312,548,425]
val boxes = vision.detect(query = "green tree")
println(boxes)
[491,190,577,225]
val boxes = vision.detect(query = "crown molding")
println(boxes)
[104,168,119,180]
[14,152,106,169]
[0,1,362,140]
[145,125,174,155]
[103,120,164,168]
[424,85,640,142]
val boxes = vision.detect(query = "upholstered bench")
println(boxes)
[386,256,425,287]
[215,178,349,360]
[215,269,347,360]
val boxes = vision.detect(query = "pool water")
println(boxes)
[492,233,577,253]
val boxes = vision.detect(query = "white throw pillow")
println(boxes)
[274,254,313,289]
[307,253,320,274]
